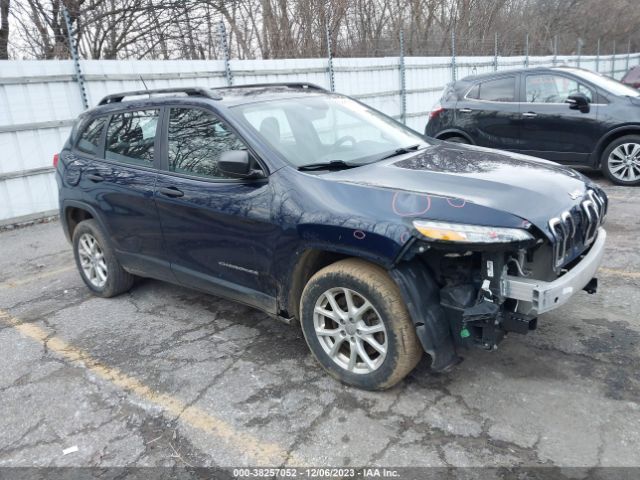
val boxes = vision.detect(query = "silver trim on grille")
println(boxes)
[548,189,606,271]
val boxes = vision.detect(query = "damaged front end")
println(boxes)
[390,207,607,372]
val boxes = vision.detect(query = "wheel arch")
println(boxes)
[388,257,460,371]
[433,128,475,144]
[593,125,640,167]
[62,201,106,243]
[284,248,351,321]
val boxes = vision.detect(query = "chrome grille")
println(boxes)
[548,189,607,271]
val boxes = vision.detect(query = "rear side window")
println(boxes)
[476,77,516,102]
[105,110,159,167]
[168,107,247,179]
[76,117,106,155]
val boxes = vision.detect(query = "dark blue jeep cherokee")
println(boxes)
[56,83,608,390]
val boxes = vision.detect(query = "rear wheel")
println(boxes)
[444,136,469,144]
[601,135,640,186]
[300,259,423,390]
[72,219,134,297]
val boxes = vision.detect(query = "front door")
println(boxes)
[518,72,600,163]
[455,74,520,151]
[154,106,278,313]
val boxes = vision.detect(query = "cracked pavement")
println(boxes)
[0,172,639,472]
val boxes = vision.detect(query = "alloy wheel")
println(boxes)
[313,287,388,374]
[608,143,640,182]
[77,233,108,288]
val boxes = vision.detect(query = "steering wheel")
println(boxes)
[330,135,356,151]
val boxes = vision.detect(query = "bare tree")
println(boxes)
[0,0,9,59]
[6,0,640,60]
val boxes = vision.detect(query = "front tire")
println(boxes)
[601,135,640,186]
[72,219,134,298]
[300,259,423,390]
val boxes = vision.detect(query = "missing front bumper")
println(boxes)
[501,228,607,314]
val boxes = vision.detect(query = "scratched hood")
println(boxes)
[325,142,593,228]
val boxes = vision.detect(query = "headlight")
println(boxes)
[413,220,534,243]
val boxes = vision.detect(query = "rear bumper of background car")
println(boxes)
[501,228,606,314]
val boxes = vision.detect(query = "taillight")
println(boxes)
[53,153,59,168]
[430,105,445,119]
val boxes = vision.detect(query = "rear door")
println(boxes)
[453,75,520,150]
[154,105,277,313]
[518,72,600,163]
[87,108,171,280]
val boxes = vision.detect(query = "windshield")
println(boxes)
[230,95,428,167]
[563,68,640,97]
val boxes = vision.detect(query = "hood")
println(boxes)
[324,143,592,230]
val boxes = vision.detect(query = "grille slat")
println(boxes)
[548,189,606,271]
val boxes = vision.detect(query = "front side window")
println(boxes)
[477,77,516,102]
[105,110,159,167]
[526,75,593,103]
[231,95,428,167]
[76,117,107,155]
[168,108,247,179]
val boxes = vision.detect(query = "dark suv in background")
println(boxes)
[425,66,640,185]
[56,83,607,390]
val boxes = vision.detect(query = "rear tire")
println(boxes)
[601,135,640,186]
[300,258,423,390]
[444,136,469,144]
[72,219,135,298]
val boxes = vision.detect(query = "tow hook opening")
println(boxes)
[583,277,598,294]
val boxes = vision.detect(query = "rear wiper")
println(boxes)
[377,144,422,161]
[298,160,357,171]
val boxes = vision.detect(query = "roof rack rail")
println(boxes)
[213,82,326,91]
[98,87,221,105]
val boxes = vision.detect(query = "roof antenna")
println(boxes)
[139,75,150,98]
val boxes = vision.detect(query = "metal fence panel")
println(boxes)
[1,52,639,223]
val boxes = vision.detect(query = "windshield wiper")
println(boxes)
[376,144,422,161]
[298,160,357,171]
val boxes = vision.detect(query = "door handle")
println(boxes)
[522,112,538,118]
[459,108,473,113]
[86,173,104,182]
[158,186,184,198]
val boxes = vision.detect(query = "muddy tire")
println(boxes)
[300,258,423,390]
[72,219,134,298]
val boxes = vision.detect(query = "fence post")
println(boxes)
[399,30,407,125]
[218,20,233,86]
[611,40,616,78]
[627,38,631,73]
[552,35,557,66]
[576,38,582,68]
[62,5,88,110]
[450,29,457,81]
[596,38,600,72]
[493,32,498,71]
[325,17,335,92]
[524,33,529,68]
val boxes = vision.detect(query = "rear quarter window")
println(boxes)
[76,117,107,156]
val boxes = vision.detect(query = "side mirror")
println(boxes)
[218,150,265,179]
[565,93,590,113]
